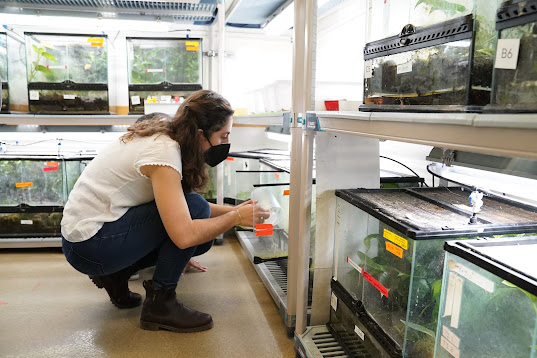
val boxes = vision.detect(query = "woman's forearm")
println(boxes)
[208,202,234,217]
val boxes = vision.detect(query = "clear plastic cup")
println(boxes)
[251,186,282,227]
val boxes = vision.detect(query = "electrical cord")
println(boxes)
[380,155,429,187]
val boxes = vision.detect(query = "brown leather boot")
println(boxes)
[89,266,142,309]
[140,280,213,333]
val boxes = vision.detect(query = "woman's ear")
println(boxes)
[197,129,204,136]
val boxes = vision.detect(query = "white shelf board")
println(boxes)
[314,111,537,160]
[0,114,138,126]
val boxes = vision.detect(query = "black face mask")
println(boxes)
[204,138,230,167]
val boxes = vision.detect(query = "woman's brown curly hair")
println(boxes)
[121,90,234,192]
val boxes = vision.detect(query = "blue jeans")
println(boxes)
[62,192,213,288]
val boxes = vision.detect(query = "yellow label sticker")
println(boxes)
[186,46,199,52]
[91,42,103,47]
[185,41,199,47]
[87,38,104,43]
[16,182,33,188]
[386,241,403,258]
[383,229,408,250]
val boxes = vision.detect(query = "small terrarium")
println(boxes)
[25,33,109,114]
[328,278,395,358]
[436,236,537,358]
[333,186,537,357]
[224,151,290,204]
[0,157,64,206]
[1,32,9,113]
[367,0,478,43]
[0,155,94,239]
[486,0,537,113]
[127,37,203,114]
[362,0,500,112]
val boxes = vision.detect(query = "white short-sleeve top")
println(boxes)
[61,133,182,243]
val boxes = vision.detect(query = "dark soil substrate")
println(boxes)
[30,95,108,114]
[417,190,537,224]
[354,191,475,230]
[364,88,490,107]
[0,212,62,235]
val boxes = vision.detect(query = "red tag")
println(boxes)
[275,173,280,178]
[283,190,290,196]
[363,270,389,298]
[225,157,234,161]
[43,167,59,172]
[255,223,273,237]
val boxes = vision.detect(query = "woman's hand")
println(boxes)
[235,200,270,227]
[182,258,207,275]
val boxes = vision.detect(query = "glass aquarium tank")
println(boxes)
[64,155,94,198]
[127,37,203,114]
[486,0,537,113]
[362,0,500,112]
[1,32,9,113]
[328,278,396,358]
[435,236,537,358]
[333,186,537,357]
[0,154,94,240]
[25,33,108,114]
[224,150,290,204]
[0,157,64,206]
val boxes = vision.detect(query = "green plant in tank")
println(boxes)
[414,0,467,16]
[28,42,58,82]
[69,44,108,83]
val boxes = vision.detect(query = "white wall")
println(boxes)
[315,0,367,107]
[223,30,293,113]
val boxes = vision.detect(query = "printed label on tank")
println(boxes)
[43,166,59,172]
[396,62,412,74]
[364,60,373,79]
[383,229,408,250]
[16,182,33,188]
[29,91,39,101]
[448,260,494,293]
[442,326,460,348]
[354,325,365,341]
[20,220,33,225]
[495,39,520,70]
[346,256,363,274]
[47,65,67,70]
[442,271,464,329]
[131,96,141,105]
[45,162,59,167]
[283,189,290,196]
[331,292,338,311]
[87,38,104,43]
[385,241,403,258]
[146,68,165,73]
[440,336,460,358]
[63,94,76,100]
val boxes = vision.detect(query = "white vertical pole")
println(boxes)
[289,0,317,335]
[287,0,307,331]
[216,0,226,208]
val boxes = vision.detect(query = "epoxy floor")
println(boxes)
[0,236,295,358]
